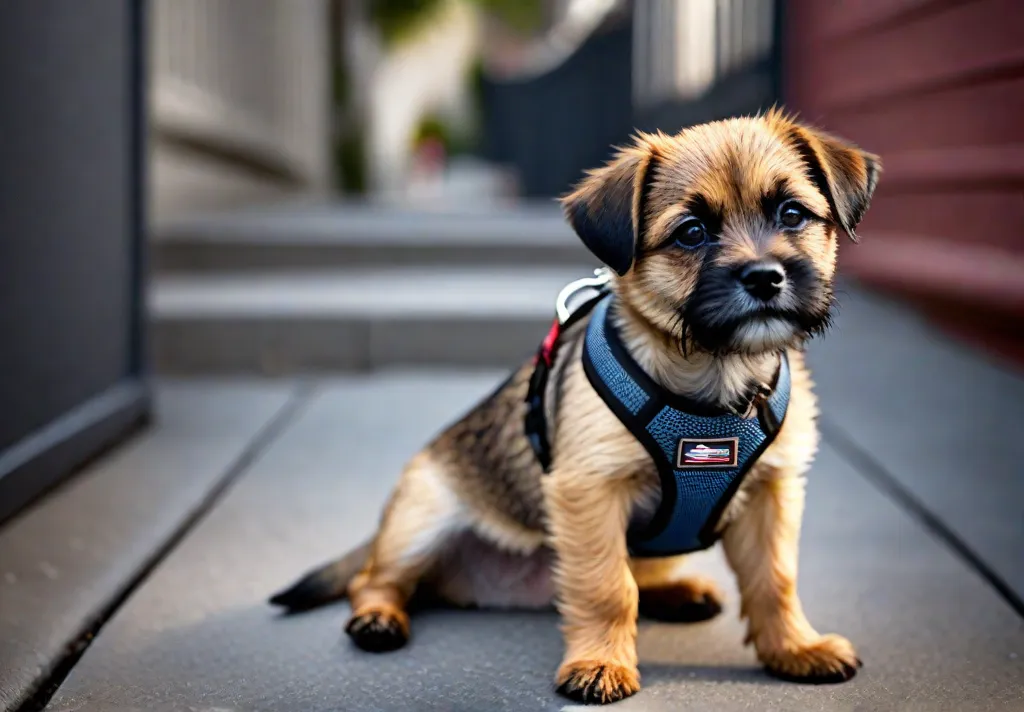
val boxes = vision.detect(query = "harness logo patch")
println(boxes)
[677,438,739,469]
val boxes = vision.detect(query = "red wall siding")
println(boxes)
[785,0,1024,364]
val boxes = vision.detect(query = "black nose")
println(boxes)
[739,262,785,302]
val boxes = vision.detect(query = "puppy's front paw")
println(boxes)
[762,633,861,684]
[345,608,409,653]
[556,660,640,705]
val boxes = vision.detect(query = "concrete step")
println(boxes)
[150,266,591,374]
[153,202,594,273]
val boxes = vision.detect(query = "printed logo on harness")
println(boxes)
[676,438,739,469]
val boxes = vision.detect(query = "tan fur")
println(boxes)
[280,110,879,704]
[347,453,465,619]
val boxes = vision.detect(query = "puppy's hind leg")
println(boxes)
[270,540,372,612]
[346,453,466,653]
[632,555,725,623]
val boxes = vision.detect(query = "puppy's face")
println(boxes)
[562,110,880,355]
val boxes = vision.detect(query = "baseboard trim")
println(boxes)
[0,379,151,526]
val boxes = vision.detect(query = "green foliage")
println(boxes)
[465,0,545,35]
[412,113,478,157]
[369,0,545,47]
[332,61,349,107]
[369,0,445,46]
[335,0,539,190]
[412,115,449,146]
[465,57,486,114]
[335,124,368,194]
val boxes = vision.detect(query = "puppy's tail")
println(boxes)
[268,539,371,612]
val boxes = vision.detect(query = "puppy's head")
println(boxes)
[561,109,880,356]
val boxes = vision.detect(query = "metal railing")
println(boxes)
[478,0,782,197]
[633,0,777,106]
[150,0,331,188]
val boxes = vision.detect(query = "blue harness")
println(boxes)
[525,287,791,558]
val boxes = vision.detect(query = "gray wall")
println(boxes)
[0,0,149,524]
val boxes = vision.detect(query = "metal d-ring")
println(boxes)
[555,267,612,324]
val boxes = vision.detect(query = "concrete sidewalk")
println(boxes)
[2,287,1022,711]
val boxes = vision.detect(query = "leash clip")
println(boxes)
[555,267,612,324]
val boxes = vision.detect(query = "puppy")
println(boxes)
[270,109,880,705]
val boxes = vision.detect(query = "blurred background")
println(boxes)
[1,0,1022,526]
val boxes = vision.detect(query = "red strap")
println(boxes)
[537,317,561,367]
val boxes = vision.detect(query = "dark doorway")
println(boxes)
[0,0,150,525]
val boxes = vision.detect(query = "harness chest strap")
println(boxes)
[525,290,791,558]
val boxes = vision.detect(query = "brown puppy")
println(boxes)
[270,109,880,705]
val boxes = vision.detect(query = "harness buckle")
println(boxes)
[555,267,612,324]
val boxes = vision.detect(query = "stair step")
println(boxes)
[153,202,593,273]
[150,267,592,374]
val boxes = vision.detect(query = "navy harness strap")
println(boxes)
[580,295,791,557]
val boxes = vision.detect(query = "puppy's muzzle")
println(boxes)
[738,260,786,303]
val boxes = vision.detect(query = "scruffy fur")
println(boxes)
[271,109,880,705]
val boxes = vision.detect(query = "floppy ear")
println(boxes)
[785,124,881,242]
[560,137,658,275]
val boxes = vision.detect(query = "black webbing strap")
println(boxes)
[523,290,608,471]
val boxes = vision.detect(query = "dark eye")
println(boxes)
[779,201,807,229]
[672,219,708,249]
